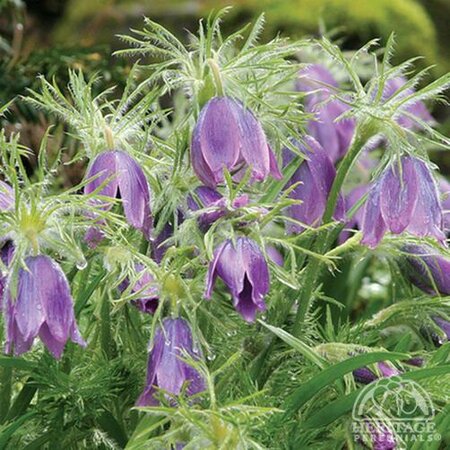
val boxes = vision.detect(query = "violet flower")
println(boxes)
[187,186,249,230]
[84,150,152,240]
[0,241,14,306]
[118,263,159,314]
[205,237,270,322]
[363,421,397,450]
[353,362,400,384]
[439,177,450,233]
[3,255,86,359]
[297,64,356,163]
[191,97,282,187]
[401,245,450,296]
[282,136,345,234]
[361,156,445,248]
[383,76,434,130]
[136,317,205,406]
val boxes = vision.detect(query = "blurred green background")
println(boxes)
[0,0,449,162]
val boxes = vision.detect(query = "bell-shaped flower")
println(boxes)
[84,150,152,240]
[297,64,356,162]
[361,156,445,248]
[353,361,400,384]
[187,186,249,230]
[401,244,450,296]
[383,76,434,130]
[283,136,345,234]
[438,177,450,233]
[191,97,282,187]
[205,237,270,322]
[0,241,14,309]
[136,317,205,406]
[3,255,86,358]
[118,263,159,314]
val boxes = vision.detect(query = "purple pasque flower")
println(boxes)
[353,362,400,384]
[401,244,450,296]
[431,316,450,345]
[361,156,445,248]
[0,241,14,308]
[118,263,159,314]
[438,177,450,233]
[3,255,86,359]
[383,76,434,130]
[187,186,249,230]
[363,421,397,450]
[84,150,152,240]
[136,317,205,406]
[191,96,282,187]
[282,136,345,234]
[205,237,270,322]
[297,64,356,163]
[0,181,14,211]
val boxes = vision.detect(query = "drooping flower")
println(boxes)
[362,421,397,450]
[383,76,434,130]
[438,177,450,233]
[282,136,345,234]
[361,156,445,248]
[401,244,450,296]
[84,150,152,240]
[353,362,400,384]
[191,97,282,187]
[3,255,86,358]
[431,316,450,345]
[118,263,159,314]
[136,317,205,406]
[187,186,249,230]
[0,241,14,307]
[296,64,356,162]
[205,237,270,322]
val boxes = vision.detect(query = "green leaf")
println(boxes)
[259,321,326,368]
[283,350,409,416]
[302,365,450,429]
[0,412,37,449]
[0,356,37,371]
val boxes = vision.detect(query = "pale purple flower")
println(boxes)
[191,97,282,187]
[438,177,450,233]
[353,362,400,384]
[402,245,450,296]
[136,317,205,406]
[384,76,434,130]
[118,263,159,314]
[0,241,14,307]
[431,316,450,345]
[364,421,396,450]
[205,237,270,322]
[297,64,356,162]
[84,150,152,240]
[361,156,445,248]
[187,186,249,230]
[282,136,345,234]
[3,255,86,359]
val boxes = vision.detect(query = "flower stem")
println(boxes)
[207,58,225,97]
[291,122,372,336]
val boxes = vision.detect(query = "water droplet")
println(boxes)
[207,353,216,361]
[76,259,87,270]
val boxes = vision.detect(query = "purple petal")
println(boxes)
[115,151,152,239]
[380,157,418,234]
[361,181,387,248]
[0,181,14,211]
[192,97,241,185]
[406,158,445,243]
[84,151,119,200]
[433,316,450,340]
